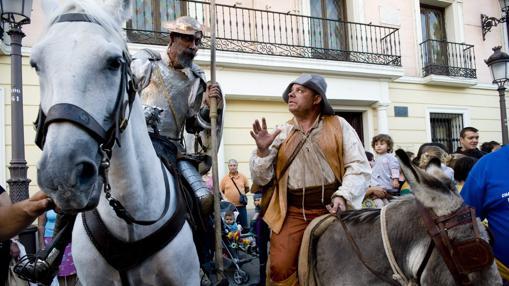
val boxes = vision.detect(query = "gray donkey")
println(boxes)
[309,150,502,285]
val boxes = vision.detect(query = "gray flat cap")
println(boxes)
[282,74,335,116]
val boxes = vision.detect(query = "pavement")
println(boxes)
[201,253,260,286]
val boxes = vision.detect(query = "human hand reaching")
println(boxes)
[250,118,281,157]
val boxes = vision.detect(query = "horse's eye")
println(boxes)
[107,57,123,71]
[30,59,39,71]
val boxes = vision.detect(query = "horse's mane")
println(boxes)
[340,196,415,224]
[47,0,128,51]
[340,208,381,224]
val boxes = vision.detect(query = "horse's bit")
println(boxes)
[34,13,169,226]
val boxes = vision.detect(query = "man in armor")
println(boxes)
[131,16,222,215]
[131,16,224,281]
[16,16,222,284]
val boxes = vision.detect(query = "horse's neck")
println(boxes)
[386,199,430,275]
[96,97,174,239]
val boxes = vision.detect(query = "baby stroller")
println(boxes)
[220,201,258,285]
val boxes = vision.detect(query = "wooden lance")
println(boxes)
[208,0,225,282]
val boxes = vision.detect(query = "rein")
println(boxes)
[34,13,169,226]
[337,214,400,286]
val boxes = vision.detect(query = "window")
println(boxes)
[128,0,187,32]
[310,0,347,50]
[420,5,448,75]
[430,113,463,153]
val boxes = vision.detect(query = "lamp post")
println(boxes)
[481,0,509,41]
[1,0,32,201]
[485,46,509,145]
[1,0,36,252]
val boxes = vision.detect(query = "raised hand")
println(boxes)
[250,118,281,157]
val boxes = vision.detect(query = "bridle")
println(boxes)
[415,201,494,286]
[339,200,494,286]
[34,13,170,226]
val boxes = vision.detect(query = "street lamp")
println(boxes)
[485,46,509,145]
[1,0,33,202]
[481,0,509,41]
[1,0,36,252]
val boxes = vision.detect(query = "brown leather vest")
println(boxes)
[263,115,345,233]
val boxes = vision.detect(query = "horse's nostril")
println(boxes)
[74,161,97,187]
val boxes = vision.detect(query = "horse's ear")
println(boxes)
[101,0,131,24]
[395,149,420,184]
[397,149,462,214]
[41,0,61,21]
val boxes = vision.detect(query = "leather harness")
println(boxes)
[416,201,494,286]
[82,166,185,285]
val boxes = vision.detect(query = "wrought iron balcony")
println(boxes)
[125,0,401,66]
[420,39,476,79]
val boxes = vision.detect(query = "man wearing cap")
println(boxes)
[250,74,370,285]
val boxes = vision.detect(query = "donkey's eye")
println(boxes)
[30,59,39,72]
[106,57,123,71]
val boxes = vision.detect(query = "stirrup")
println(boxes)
[15,214,76,286]
[14,248,60,286]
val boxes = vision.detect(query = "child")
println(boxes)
[224,211,255,252]
[224,211,240,233]
[363,134,400,208]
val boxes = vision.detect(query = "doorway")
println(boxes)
[336,111,364,144]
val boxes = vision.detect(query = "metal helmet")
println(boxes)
[164,16,204,37]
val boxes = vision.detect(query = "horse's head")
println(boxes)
[395,149,462,216]
[32,0,132,212]
[395,149,502,285]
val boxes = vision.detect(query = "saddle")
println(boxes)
[298,214,338,286]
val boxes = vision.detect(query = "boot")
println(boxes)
[14,214,76,286]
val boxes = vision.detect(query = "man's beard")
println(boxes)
[176,50,196,68]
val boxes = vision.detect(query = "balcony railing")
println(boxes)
[126,0,401,66]
[420,39,476,79]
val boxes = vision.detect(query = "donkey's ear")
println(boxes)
[100,0,131,24]
[395,149,420,184]
[41,0,61,21]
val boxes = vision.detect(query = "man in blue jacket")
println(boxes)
[461,145,509,283]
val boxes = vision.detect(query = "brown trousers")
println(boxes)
[269,206,328,285]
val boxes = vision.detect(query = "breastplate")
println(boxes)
[139,61,200,141]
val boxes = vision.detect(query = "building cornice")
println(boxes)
[127,43,404,80]
[2,41,498,92]
[394,76,497,90]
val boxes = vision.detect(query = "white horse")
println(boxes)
[32,0,199,285]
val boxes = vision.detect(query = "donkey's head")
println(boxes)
[395,149,502,285]
[395,149,461,216]
[33,0,131,212]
